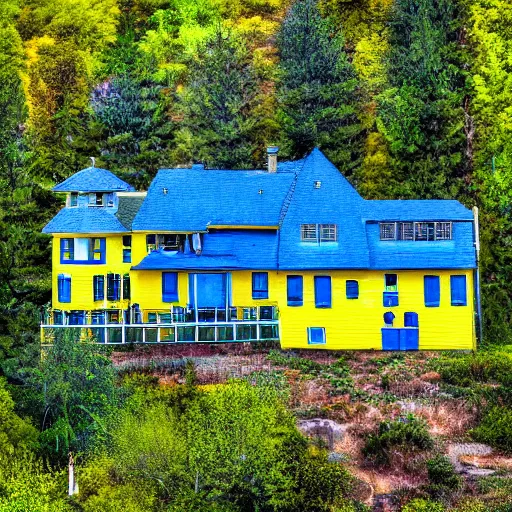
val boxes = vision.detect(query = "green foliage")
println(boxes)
[472,405,512,453]
[426,455,462,490]
[401,499,445,512]
[363,414,434,465]
[276,0,362,173]
[23,331,118,461]
[0,452,72,512]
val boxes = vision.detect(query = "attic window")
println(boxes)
[379,222,452,241]
[69,193,78,207]
[301,224,337,243]
[314,181,322,189]
[89,193,104,207]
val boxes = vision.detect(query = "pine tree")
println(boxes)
[376,0,468,199]
[172,28,264,169]
[276,0,362,175]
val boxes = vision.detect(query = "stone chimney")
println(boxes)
[267,146,279,173]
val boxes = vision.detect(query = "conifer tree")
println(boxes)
[276,0,362,175]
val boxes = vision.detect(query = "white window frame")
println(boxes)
[380,221,452,241]
[320,224,337,242]
[307,327,326,345]
[380,222,396,240]
[301,224,318,242]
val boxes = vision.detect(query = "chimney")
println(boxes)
[267,146,279,173]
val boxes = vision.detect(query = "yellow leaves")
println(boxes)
[25,35,56,66]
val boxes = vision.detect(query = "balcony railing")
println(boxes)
[40,306,280,345]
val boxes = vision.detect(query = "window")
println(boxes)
[424,275,440,307]
[380,223,396,240]
[61,239,74,261]
[301,224,317,242]
[146,234,181,253]
[436,222,451,240]
[320,224,337,242]
[314,276,332,308]
[415,222,435,241]
[162,272,178,302]
[307,327,326,345]
[287,275,303,306]
[450,275,467,306]
[69,193,78,207]
[380,222,452,241]
[148,312,157,323]
[106,193,115,207]
[123,235,132,263]
[346,280,359,299]
[107,273,121,301]
[252,272,268,299]
[383,274,398,307]
[89,192,104,206]
[58,274,71,303]
[399,222,414,241]
[385,274,398,291]
[93,275,104,301]
[123,274,131,300]
[60,238,105,264]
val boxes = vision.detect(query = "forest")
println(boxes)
[0,0,512,510]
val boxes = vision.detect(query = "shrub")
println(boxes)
[363,414,434,465]
[267,350,324,374]
[401,499,445,512]
[427,455,462,490]
[472,406,512,453]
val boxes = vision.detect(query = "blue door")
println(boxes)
[189,274,228,308]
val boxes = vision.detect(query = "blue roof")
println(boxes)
[365,200,473,221]
[53,167,135,193]
[42,207,129,234]
[132,169,295,232]
[132,230,278,270]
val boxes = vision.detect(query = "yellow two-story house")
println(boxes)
[42,148,479,350]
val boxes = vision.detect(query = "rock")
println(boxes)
[297,418,347,450]
[448,443,494,475]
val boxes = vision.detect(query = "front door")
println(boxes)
[189,273,228,309]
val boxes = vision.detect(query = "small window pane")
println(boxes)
[70,193,78,207]
[436,222,451,240]
[123,235,132,247]
[450,275,467,306]
[308,327,326,345]
[320,224,337,242]
[398,222,414,241]
[287,275,303,306]
[415,222,435,241]
[252,272,268,299]
[380,223,396,240]
[346,280,359,299]
[424,275,440,307]
[123,248,132,263]
[301,224,317,242]
[162,272,178,302]
[385,274,397,291]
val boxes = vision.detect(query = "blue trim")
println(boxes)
[107,273,121,301]
[314,276,331,308]
[424,275,440,307]
[307,327,326,344]
[93,275,104,301]
[346,280,359,299]
[383,291,399,307]
[450,275,467,306]
[162,272,179,302]
[287,275,303,306]
[60,237,106,264]
[252,272,269,299]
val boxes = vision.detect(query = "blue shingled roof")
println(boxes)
[42,207,129,234]
[365,200,473,221]
[53,167,135,193]
[131,170,295,232]
[132,230,278,270]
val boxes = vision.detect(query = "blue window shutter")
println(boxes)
[424,275,440,307]
[287,275,303,306]
[58,274,71,303]
[314,276,331,308]
[123,274,131,300]
[162,272,179,302]
[93,275,104,301]
[346,280,359,299]
[107,273,121,301]
[450,275,467,306]
[252,272,268,299]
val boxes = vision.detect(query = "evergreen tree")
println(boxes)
[276,0,362,175]
[376,0,468,199]
[173,28,265,169]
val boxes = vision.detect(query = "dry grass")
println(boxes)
[416,401,478,437]
[459,454,512,471]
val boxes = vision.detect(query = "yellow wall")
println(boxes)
[52,233,475,350]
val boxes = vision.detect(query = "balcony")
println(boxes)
[40,305,280,345]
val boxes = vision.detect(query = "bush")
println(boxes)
[363,414,434,465]
[401,499,445,512]
[434,352,512,388]
[472,406,512,453]
[427,455,462,490]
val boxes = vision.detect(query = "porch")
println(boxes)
[40,305,280,345]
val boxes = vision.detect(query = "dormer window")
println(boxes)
[146,234,181,253]
[301,224,337,243]
[89,193,104,207]
[380,222,452,241]
[69,193,78,207]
